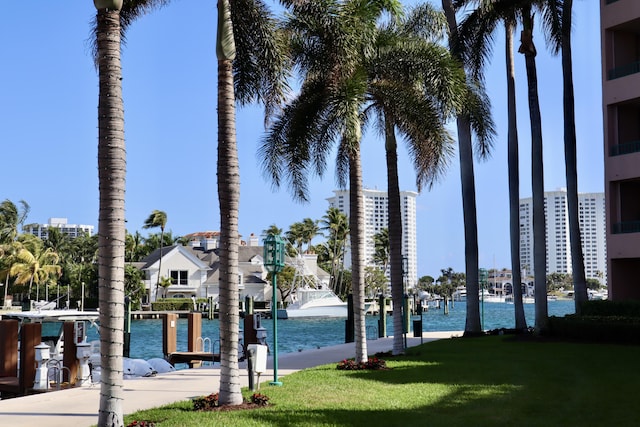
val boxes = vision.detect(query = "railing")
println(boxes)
[610,140,640,156]
[608,61,640,80]
[612,221,640,234]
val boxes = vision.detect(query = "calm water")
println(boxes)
[87,300,575,361]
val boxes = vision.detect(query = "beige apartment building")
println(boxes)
[601,0,640,299]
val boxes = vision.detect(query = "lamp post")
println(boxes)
[263,233,285,386]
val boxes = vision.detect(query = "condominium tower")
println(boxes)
[600,0,640,299]
[23,217,94,239]
[519,190,606,282]
[327,189,418,288]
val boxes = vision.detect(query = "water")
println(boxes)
[86,300,575,361]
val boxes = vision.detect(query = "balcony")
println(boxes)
[613,220,640,234]
[608,61,640,80]
[610,140,640,156]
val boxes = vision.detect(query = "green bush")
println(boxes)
[151,298,193,311]
[548,315,640,344]
[581,300,640,317]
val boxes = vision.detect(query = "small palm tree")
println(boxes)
[158,276,172,299]
[11,236,61,300]
[319,207,349,293]
[143,209,168,301]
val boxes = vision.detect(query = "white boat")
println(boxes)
[286,287,349,318]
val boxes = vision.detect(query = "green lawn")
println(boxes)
[124,336,640,426]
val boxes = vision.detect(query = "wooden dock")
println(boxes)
[167,352,220,368]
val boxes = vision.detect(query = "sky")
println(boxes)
[0,1,603,279]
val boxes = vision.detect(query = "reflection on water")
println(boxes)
[87,300,575,361]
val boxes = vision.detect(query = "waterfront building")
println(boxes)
[519,189,606,283]
[23,217,94,239]
[600,0,640,299]
[140,233,328,304]
[326,188,418,288]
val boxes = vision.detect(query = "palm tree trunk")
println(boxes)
[156,228,164,302]
[96,6,126,426]
[384,116,405,355]
[505,21,527,330]
[520,9,548,332]
[217,58,243,407]
[349,145,368,363]
[561,0,588,313]
[442,0,481,335]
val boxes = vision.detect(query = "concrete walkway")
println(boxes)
[0,332,461,427]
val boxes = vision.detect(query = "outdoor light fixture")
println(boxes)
[263,233,285,386]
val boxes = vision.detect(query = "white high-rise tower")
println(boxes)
[519,189,606,283]
[327,188,418,288]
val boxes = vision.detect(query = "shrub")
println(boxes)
[250,393,270,406]
[547,315,640,344]
[581,300,640,318]
[193,393,219,411]
[337,357,388,370]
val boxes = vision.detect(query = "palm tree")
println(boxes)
[286,221,306,254]
[300,218,320,253]
[11,235,61,299]
[370,3,495,354]
[261,0,405,363]
[217,0,288,406]
[373,228,390,273]
[554,0,588,313]
[319,207,349,293]
[442,0,496,335]
[91,1,169,423]
[456,0,527,330]
[0,199,30,244]
[143,209,167,301]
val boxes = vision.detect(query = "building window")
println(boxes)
[170,270,188,285]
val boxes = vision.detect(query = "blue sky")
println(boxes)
[0,1,603,279]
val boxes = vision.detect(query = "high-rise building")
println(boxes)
[327,188,418,288]
[601,0,640,299]
[23,217,94,240]
[519,189,606,283]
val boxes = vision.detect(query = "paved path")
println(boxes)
[0,332,461,427]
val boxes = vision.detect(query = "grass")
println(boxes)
[124,335,640,426]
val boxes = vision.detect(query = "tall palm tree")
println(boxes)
[217,0,288,406]
[371,2,495,353]
[517,2,560,332]
[261,0,405,363]
[554,0,588,313]
[442,0,496,335]
[91,1,169,423]
[456,0,527,330]
[143,209,167,301]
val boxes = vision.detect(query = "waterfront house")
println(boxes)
[139,232,331,308]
